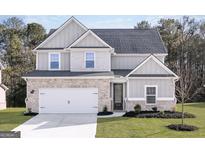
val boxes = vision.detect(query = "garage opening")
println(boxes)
[39,88,98,113]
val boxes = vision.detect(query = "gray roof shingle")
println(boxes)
[42,28,167,54]
[23,70,114,77]
[91,29,167,54]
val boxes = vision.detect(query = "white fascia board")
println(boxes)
[34,49,67,53]
[126,55,179,78]
[33,16,88,51]
[67,30,113,50]
[22,76,114,80]
[115,53,168,57]
[126,55,153,77]
[127,97,175,101]
[128,77,177,80]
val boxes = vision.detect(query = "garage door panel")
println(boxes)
[39,88,98,113]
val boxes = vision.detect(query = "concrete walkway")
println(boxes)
[13,114,97,138]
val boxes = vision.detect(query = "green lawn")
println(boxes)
[0,108,32,131]
[96,103,205,138]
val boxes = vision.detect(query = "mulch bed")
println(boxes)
[167,124,199,131]
[24,112,38,116]
[123,111,196,119]
[97,111,113,116]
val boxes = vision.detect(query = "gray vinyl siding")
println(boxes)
[38,52,48,70]
[37,52,70,70]
[41,21,86,48]
[111,55,165,70]
[128,79,174,98]
[61,52,70,70]
[70,50,111,72]
[132,58,169,74]
[75,33,106,47]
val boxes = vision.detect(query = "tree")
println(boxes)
[24,23,46,49]
[134,20,151,29]
[0,17,46,107]
[158,16,205,125]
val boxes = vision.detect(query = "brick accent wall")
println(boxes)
[125,100,176,111]
[26,78,111,113]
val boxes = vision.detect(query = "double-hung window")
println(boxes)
[146,86,157,104]
[85,52,94,68]
[49,53,60,70]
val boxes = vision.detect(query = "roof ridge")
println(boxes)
[91,28,157,30]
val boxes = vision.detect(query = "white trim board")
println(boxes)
[144,85,158,105]
[127,97,174,101]
[67,30,113,50]
[115,53,168,57]
[48,52,61,70]
[84,51,96,69]
[126,54,179,78]
[22,76,114,80]
[33,16,88,51]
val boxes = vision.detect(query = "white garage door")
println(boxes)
[39,88,98,113]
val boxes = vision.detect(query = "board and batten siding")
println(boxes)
[128,78,175,98]
[111,55,165,70]
[70,50,111,72]
[74,33,106,47]
[37,52,70,70]
[132,58,169,74]
[41,21,86,48]
[37,52,48,70]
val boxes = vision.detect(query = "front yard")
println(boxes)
[96,103,205,138]
[0,108,32,131]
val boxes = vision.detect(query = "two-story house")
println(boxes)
[0,62,8,110]
[23,17,179,113]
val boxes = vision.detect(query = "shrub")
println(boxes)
[167,124,198,131]
[97,106,113,116]
[134,104,141,114]
[122,111,196,119]
[152,107,158,112]
[103,106,108,112]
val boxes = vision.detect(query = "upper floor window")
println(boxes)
[85,52,94,68]
[49,53,60,70]
[146,86,157,104]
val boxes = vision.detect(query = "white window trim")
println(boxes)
[144,85,158,105]
[48,52,61,70]
[84,51,96,69]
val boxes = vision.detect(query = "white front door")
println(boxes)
[39,88,98,113]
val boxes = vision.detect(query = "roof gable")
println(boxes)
[126,55,178,78]
[68,30,112,49]
[34,16,88,50]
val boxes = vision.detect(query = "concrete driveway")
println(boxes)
[13,114,97,138]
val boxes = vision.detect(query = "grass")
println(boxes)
[0,108,32,131]
[96,102,205,138]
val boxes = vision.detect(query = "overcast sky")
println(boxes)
[0,15,205,32]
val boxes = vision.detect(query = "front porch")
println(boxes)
[110,78,127,112]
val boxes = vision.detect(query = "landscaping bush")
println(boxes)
[134,104,141,114]
[98,106,113,116]
[152,107,158,112]
[103,106,108,112]
[167,124,198,131]
[123,111,196,119]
